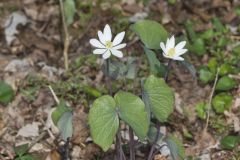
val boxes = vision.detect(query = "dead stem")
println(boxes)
[204,68,219,132]
[48,85,60,104]
[59,0,70,70]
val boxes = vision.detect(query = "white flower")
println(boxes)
[160,36,187,61]
[89,24,126,59]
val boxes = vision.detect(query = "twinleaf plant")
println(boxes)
[88,20,187,160]
[89,91,148,151]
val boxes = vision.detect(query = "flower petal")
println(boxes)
[172,56,184,61]
[90,39,105,48]
[166,38,170,50]
[112,31,125,46]
[175,41,186,51]
[93,49,107,54]
[176,49,187,56]
[110,49,123,58]
[160,42,166,53]
[102,50,111,59]
[103,24,112,41]
[98,31,106,44]
[162,52,169,58]
[168,35,175,49]
[112,43,126,50]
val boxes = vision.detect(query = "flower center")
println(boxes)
[167,48,175,57]
[105,41,113,49]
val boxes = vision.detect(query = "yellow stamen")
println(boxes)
[167,48,175,57]
[105,41,113,49]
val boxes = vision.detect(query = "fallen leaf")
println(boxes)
[154,154,167,160]
[4,12,28,45]
[17,122,39,137]
[45,150,61,160]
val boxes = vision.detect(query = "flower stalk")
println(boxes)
[147,59,172,160]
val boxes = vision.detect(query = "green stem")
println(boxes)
[106,59,124,160]
[147,59,172,160]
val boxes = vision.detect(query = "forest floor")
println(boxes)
[0,0,240,160]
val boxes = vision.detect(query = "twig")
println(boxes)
[59,0,70,70]
[27,131,48,152]
[48,85,60,104]
[204,68,219,132]
[147,59,172,160]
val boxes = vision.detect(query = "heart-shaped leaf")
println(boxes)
[216,76,236,91]
[144,75,174,122]
[89,96,119,151]
[212,93,233,113]
[131,20,168,49]
[114,91,149,140]
[198,67,214,84]
[220,135,240,150]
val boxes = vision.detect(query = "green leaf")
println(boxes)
[220,136,240,150]
[88,96,119,151]
[57,111,73,141]
[180,60,196,78]
[190,38,206,56]
[195,102,207,119]
[213,18,225,33]
[144,47,166,77]
[219,64,234,76]
[51,100,71,125]
[165,135,185,160]
[147,126,164,143]
[0,81,14,104]
[101,60,127,79]
[19,154,34,160]
[141,79,151,124]
[144,75,174,122]
[64,0,76,25]
[14,143,29,157]
[114,91,149,140]
[207,58,218,73]
[199,67,214,84]
[83,85,101,97]
[168,0,176,5]
[131,20,168,49]
[216,76,236,91]
[217,37,229,48]
[212,93,233,113]
[200,29,214,40]
[185,20,197,42]
[126,57,137,79]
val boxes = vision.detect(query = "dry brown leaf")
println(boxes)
[154,154,167,160]
[45,150,61,160]
[72,107,89,145]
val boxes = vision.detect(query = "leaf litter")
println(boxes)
[0,0,239,159]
